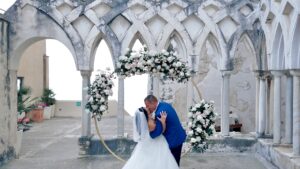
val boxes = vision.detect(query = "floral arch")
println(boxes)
[85,46,216,161]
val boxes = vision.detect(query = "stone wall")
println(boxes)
[0,14,17,166]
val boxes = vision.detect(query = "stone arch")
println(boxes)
[194,32,222,114]
[271,24,285,70]
[163,30,187,61]
[233,33,257,71]
[230,33,257,133]
[195,32,222,81]
[86,26,121,70]
[6,3,81,71]
[121,29,154,54]
[290,15,300,69]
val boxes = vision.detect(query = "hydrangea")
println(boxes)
[186,100,216,153]
[114,46,192,83]
[85,70,114,120]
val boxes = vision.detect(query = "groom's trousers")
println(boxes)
[170,144,183,166]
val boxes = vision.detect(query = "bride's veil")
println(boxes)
[133,108,149,142]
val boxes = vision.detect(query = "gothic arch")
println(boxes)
[161,30,188,61]
[86,26,120,70]
[233,33,257,71]
[290,15,300,68]
[121,27,155,54]
[271,24,285,70]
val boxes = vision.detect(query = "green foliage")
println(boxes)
[17,87,38,114]
[41,88,56,106]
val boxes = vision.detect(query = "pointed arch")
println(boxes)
[290,15,300,69]
[271,24,285,70]
[163,30,187,61]
[86,25,120,70]
[233,33,257,71]
[121,28,155,55]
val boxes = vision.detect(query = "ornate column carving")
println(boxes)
[221,71,231,136]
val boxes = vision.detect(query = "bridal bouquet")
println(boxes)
[85,70,114,120]
[114,46,192,83]
[186,100,216,153]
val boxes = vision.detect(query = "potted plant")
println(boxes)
[41,88,56,119]
[17,87,37,123]
[16,87,37,157]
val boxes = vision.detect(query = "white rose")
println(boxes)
[188,130,193,136]
[125,63,131,69]
[100,105,106,111]
[196,127,202,133]
[191,138,197,143]
[176,62,182,67]
[91,105,98,110]
[167,57,173,62]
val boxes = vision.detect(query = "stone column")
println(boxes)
[80,70,92,137]
[9,70,18,148]
[271,71,283,144]
[117,77,125,138]
[258,74,267,137]
[291,70,300,155]
[221,71,231,136]
[255,73,260,133]
[285,72,293,144]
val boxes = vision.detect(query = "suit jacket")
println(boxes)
[149,101,187,148]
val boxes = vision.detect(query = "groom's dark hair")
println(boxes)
[144,95,158,103]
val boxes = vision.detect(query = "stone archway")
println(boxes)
[1,0,287,161]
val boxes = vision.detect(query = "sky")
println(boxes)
[0,1,148,116]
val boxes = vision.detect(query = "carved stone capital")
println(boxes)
[290,70,300,77]
[80,70,92,78]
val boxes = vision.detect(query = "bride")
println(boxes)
[122,107,179,169]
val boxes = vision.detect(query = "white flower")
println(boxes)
[188,130,193,136]
[167,57,174,62]
[196,127,202,133]
[191,138,197,143]
[91,105,98,110]
[176,62,182,67]
[100,105,106,111]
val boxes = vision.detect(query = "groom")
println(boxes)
[144,95,186,166]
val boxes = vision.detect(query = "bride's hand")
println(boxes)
[158,111,167,123]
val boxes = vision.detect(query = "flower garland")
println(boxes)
[85,70,114,120]
[186,100,216,153]
[114,46,192,83]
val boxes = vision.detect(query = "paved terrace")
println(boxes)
[1,117,275,169]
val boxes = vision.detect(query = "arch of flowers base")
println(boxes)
[85,46,216,161]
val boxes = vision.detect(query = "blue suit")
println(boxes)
[150,101,187,148]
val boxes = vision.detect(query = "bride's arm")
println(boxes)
[148,117,156,132]
[158,111,167,133]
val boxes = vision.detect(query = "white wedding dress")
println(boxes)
[122,109,179,169]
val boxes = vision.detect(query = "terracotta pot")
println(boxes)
[30,108,44,122]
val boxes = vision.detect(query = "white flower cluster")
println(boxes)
[186,100,216,153]
[115,46,192,83]
[85,70,114,120]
